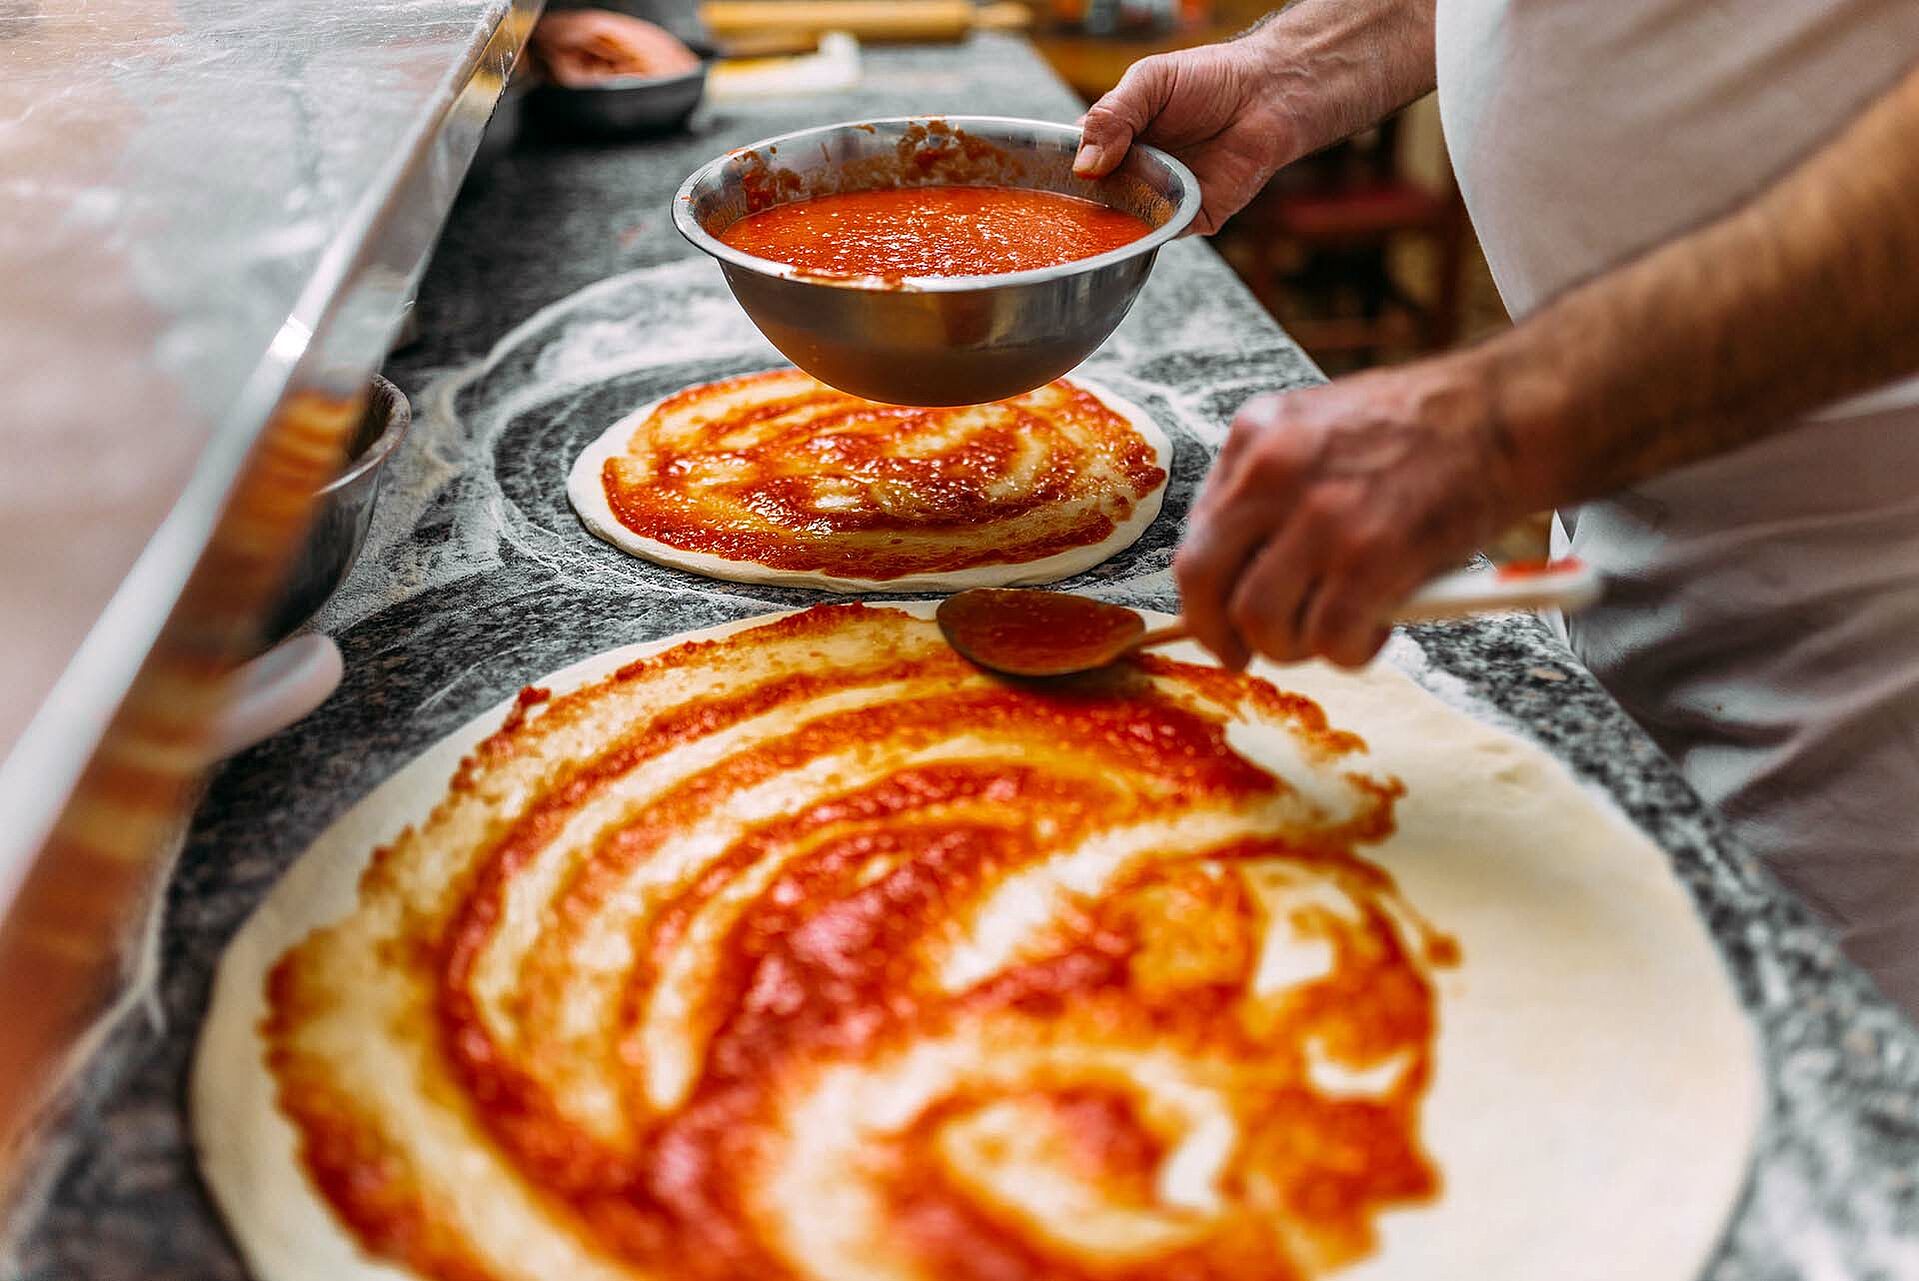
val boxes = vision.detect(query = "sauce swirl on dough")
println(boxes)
[595,368,1167,582]
[265,604,1455,1281]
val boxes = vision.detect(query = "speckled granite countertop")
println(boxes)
[12,31,1919,1281]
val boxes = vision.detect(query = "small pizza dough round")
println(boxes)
[566,370,1172,592]
[194,602,1759,1281]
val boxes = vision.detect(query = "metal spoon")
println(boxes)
[937,559,1602,678]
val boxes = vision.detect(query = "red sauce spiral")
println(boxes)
[265,604,1453,1281]
[593,368,1167,583]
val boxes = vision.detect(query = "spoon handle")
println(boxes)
[1141,559,1601,652]
[1394,558,1601,622]
[1133,620,1193,651]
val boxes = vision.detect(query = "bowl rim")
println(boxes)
[671,114,1202,293]
[318,373,410,497]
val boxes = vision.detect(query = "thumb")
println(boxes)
[1074,55,1174,178]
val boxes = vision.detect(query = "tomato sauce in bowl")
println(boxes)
[675,116,1201,403]
[717,185,1153,278]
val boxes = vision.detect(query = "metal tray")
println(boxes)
[0,0,538,1213]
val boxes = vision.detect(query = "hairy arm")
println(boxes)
[1074,0,1438,232]
[1179,60,1919,669]
[1240,0,1439,163]
[1485,58,1919,507]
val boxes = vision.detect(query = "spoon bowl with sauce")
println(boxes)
[673,116,1201,406]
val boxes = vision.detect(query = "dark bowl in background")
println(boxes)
[259,375,410,648]
[525,45,715,139]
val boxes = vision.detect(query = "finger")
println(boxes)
[1075,55,1175,177]
[1177,395,1308,666]
[1175,500,1277,672]
[1302,542,1424,668]
[1201,409,1257,493]
[1225,488,1347,665]
[1178,389,1318,666]
[1191,391,1285,521]
[1306,587,1397,668]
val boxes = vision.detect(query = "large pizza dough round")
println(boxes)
[193,602,1758,1281]
[566,370,1172,592]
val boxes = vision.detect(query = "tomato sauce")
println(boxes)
[267,604,1455,1281]
[938,587,1146,675]
[1495,557,1581,581]
[596,368,1165,581]
[718,185,1153,277]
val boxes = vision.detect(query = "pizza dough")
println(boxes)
[566,369,1171,592]
[193,603,1759,1281]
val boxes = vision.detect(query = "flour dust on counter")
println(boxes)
[194,600,1757,1281]
[567,367,1171,592]
[314,259,790,636]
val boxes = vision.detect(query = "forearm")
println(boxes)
[1479,61,1919,511]
[1245,0,1437,161]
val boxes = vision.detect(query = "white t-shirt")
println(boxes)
[1434,0,1919,1012]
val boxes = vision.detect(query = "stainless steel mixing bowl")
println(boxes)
[257,374,410,648]
[673,116,1201,406]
